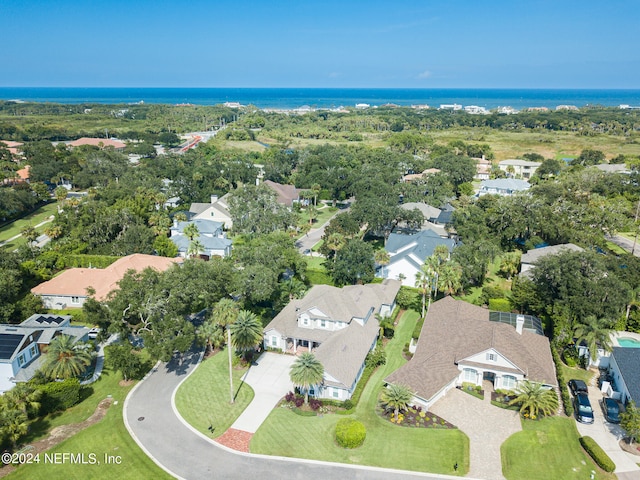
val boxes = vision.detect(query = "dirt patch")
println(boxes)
[119,379,135,387]
[619,439,640,456]
[0,398,114,478]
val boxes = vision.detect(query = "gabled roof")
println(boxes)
[172,219,224,235]
[612,347,640,405]
[385,297,556,401]
[385,229,456,269]
[400,202,442,222]
[170,234,232,252]
[264,280,401,389]
[521,243,583,265]
[263,180,301,206]
[31,254,179,301]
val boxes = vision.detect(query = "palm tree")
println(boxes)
[198,318,225,355]
[0,409,28,448]
[380,383,413,419]
[281,278,307,302]
[229,310,263,361]
[183,222,200,241]
[573,315,614,362]
[508,381,558,419]
[42,334,93,380]
[415,268,431,319]
[187,238,204,258]
[325,232,346,264]
[289,352,324,405]
[2,383,41,418]
[438,261,463,296]
[499,252,521,280]
[374,248,391,279]
[212,299,239,404]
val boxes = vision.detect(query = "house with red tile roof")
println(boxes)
[31,254,180,309]
[68,137,126,151]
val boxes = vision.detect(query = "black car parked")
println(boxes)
[568,379,588,396]
[601,397,621,424]
[574,393,594,424]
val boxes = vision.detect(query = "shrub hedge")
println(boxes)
[335,418,366,448]
[579,436,616,473]
[551,346,574,416]
[37,378,81,414]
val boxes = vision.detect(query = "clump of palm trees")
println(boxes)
[415,245,463,318]
[207,298,264,404]
[509,380,558,419]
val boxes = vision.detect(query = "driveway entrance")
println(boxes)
[230,352,295,433]
[430,383,521,480]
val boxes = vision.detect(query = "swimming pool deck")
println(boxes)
[612,330,640,347]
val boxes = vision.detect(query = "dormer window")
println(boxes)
[486,352,496,362]
[303,317,309,326]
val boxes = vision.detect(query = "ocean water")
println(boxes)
[0,87,639,110]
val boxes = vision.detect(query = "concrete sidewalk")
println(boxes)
[230,352,295,433]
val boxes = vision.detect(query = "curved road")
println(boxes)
[124,350,466,480]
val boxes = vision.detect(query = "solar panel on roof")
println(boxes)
[0,333,25,360]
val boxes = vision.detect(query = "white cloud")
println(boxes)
[418,70,432,79]
[328,72,341,78]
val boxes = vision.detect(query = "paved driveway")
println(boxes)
[430,384,521,480]
[124,349,473,480]
[574,386,640,476]
[231,352,295,433]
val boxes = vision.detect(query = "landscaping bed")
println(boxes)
[491,390,520,410]
[458,383,484,400]
[377,404,457,429]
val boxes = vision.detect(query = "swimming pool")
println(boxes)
[617,337,640,348]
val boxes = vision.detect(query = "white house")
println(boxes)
[378,229,457,287]
[170,219,232,259]
[0,314,90,393]
[498,159,542,179]
[478,179,531,197]
[386,297,556,410]
[189,194,233,229]
[263,280,401,400]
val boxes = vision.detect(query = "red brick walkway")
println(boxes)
[215,428,253,452]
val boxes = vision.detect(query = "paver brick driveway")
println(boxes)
[430,385,521,480]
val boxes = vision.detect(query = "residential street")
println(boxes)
[124,350,472,480]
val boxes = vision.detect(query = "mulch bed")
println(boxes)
[215,428,252,453]
[619,439,640,456]
[378,405,457,429]
[0,397,113,478]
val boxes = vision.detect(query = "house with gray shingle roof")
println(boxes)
[478,179,531,197]
[378,229,457,287]
[189,193,233,229]
[520,243,584,277]
[0,315,89,393]
[385,296,556,410]
[263,280,401,400]
[170,218,232,258]
[607,347,640,406]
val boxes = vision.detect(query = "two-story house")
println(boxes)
[263,280,401,400]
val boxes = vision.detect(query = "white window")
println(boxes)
[17,355,25,367]
[320,320,326,328]
[303,317,309,326]
[502,375,517,390]
[30,345,37,356]
[333,389,339,398]
[270,336,278,347]
[463,368,477,383]
[71,296,80,304]
[486,352,496,362]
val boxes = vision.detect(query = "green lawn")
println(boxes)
[0,202,58,244]
[457,256,511,305]
[560,363,595,386]
[174,350,254,438]
[7,352,170,480]
[501,417,616,480]
[305,256,334,285]
[250,310,470,475]
[298,205,338,228]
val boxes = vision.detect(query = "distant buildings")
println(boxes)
[31,254,180,309]
[68,137,126,151]
[478,179,531,197]
[498,159,542,179]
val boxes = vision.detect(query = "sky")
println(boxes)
[1,0,639,89]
